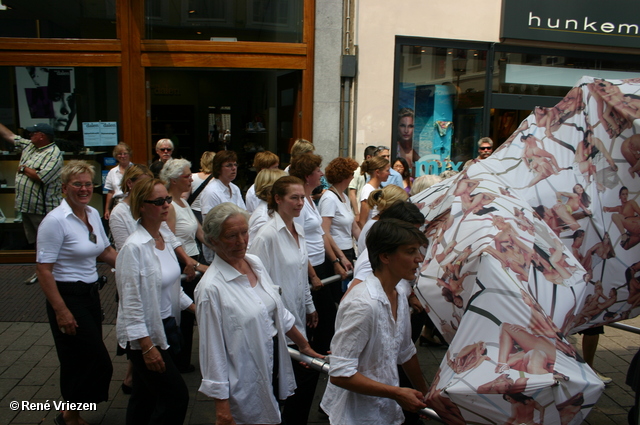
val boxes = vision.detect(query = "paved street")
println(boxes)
[0,263,638,424]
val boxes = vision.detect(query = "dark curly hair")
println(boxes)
[325,157,359,185]
[289,153,322,181]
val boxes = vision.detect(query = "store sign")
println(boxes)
[501,0,640,49]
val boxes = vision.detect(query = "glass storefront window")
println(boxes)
[396,44,488,175]
[493,50,640,97]
[0,0,116,39]
[0,66,119,250]
[145,0,303,42]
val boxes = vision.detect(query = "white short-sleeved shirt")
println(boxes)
[37,199,110,283]
[195,254,297,424]
[104,164,130,197]
[294,198,325,266]
[201,178,246,217]
[320,273,416,425]
[248,200,269,246]
[190,173,213,212]
[318,189,355,251]
[245,184,260,213]
[359,183,378,221]
[249,212,315,342]
[357,218,376,254]
[172,200,199,257]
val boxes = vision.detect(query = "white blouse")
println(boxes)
[201,178,246,217]
[294,198,325,266]
[318,189,355,251]
[245,183,260,213]
[116,224,193,350]
[359,183,378,221]
[172,200,199,257]
[195,254,296,425]
[248,200,269,246]
[37,199,110,283]
[321,273,416,425]
[248,212,315,342]
[357,218,377,255]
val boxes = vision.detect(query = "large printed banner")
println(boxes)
[412,76,640,424]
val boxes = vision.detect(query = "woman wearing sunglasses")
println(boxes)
[116,178,195,425]
[36,160,117,425]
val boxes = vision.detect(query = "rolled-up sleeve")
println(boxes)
[36,215,63,264]
[196,286,230,399]
[328,299,373,378]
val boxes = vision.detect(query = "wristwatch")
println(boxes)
[19,165,26,174]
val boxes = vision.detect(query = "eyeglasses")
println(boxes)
[375,145,390,152]
[159,148,173,152]
[479,146,492,150]
[143,196,173,206]
[69,182,93,189]
[223,163,238,168]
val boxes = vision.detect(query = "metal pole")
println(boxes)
[607,322,640,335]
[287,347,444,423]
[320,271,352,286]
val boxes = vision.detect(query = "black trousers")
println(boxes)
[176,258,199,371]
[308,260,337,355]
[127,348,189,425]
[46,288,112,404]
[282,349,320,425]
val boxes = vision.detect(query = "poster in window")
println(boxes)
[15,67,77,132]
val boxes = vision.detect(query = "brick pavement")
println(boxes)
[1,263,638,424]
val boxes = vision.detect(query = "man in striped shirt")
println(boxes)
[0,122,63,283]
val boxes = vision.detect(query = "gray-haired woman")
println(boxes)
[195,202,323,425]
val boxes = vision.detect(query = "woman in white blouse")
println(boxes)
[245,150,280,213]
[37,160,117,425]
[290,153,352,356]
[116,178,195,425]
[321,219,429,425]
[247,168,286,243]
[357,156,391,228]
[195,202,322,425]
[318,156,361,302]
[161,159,209,373]
[189,151,215,223]
[249,176,319,424]
[200,150,246,262]
[104,142,132,220]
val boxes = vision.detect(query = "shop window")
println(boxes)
[145,0,302,42]
[0,66,119,251]
[395,44,488,175]
[0,0,116,39]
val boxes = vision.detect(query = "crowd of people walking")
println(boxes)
[2,120,464,425]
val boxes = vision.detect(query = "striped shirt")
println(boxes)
[14,136,63,215]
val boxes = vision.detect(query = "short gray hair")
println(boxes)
[160,158,191,188]
[203,203,250,241]
[156,138,174,150]
[477,137,493,148]
[410,174,442,196]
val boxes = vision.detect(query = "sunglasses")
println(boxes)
[143,196,173,206]
[159,148,173,152]
[479,146,492,150]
